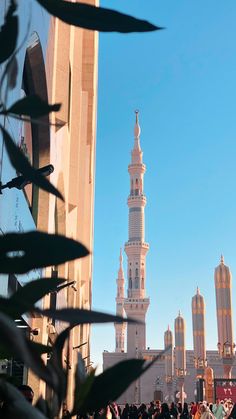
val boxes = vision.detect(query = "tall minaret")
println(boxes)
[174,311,186,406]
[215,255,235,378]
[192,287,206,377]
[124,111,150,359]
[164,325,174,381]
[115,249,126,353]
[164,326,174,401]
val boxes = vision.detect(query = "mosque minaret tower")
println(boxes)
[215,255,235,378]
[115,249,126,353]
[164,326,174,400]
[175,312,186,406]
[124,110,150,360]
[103,113,236,405]
[192,287,206,377]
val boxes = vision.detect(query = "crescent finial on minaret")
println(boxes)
[178,310,181,317]
[134,109,141,138]
[221,254,224,265]
[197,286,200,295]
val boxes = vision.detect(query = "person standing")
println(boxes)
[180,403,190,419]
[122,403,130,419]
[200,404,214,419]
[212,399,226,419]
[170,402,178,419]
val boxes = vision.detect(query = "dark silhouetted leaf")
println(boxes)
[0,277,64,319]
[3,94,61,118]
[49,327,70,404]
[0,313,58,391]
[78,348,168,413]
[34,397,51,418]
[37,307,138,325]
[0,231,89,274]
[28,341,52,356]
[72,353,93,415]
[0,1,18,64]
[0,340,51,358]
[35,0,160,33]
[8,277,65,317]
[0,125,64,200]
[0,380,47,419]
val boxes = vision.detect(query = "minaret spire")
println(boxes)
[118,247,124,278]
[134,110,141,139]
[132,110,142,161]
[124,110,150,365]
[115,249,126,353]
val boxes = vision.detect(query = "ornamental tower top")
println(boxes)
[115,248,126,353]
[215,255,234,377]
[124,111,150,403]
[124,112,150,362]
[192,287,206,375]
[125,110,149,299]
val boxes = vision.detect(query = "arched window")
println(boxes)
[141,278,144,289]
[135,178,139,196]
[135,268,138,277]
[135,278,138,289]
[129,278,132,289]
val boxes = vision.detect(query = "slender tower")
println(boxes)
[164,326,174,401]
[192,287,206,377]
[215,255,235,378]
[124,111,150,403]
[124,111,150,356]
[115,249,126,353]
[175,311,186,406]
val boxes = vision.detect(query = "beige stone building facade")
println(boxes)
[0,0,98,407]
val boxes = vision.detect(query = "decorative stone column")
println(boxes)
[215,256,235,378]
[164,326,174,402]
[175,312,186,406]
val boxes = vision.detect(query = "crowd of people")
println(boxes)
[97,399,236,419]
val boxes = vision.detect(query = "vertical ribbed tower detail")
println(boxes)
[215,255,235,378]
[175,312,186,406]
[164,326,174,381]
[115,249,126,353]
[192,287,206,376]
[124,111,150,403]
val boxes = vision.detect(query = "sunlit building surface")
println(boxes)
[0,0,98,407]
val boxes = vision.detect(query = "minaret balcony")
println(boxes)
[127,195,146,206]
[125,241,149,256]
[128,163,146,174]
[125,241,149,248]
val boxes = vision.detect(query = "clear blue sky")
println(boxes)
[91,0,236,372]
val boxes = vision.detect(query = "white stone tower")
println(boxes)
[164,325,174,381]
[215,255,235,378]
[174,311,186,406]
[192,287,206,377]
[124,111,150,359]
[164,326,174,401]
[115,249,126,353]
